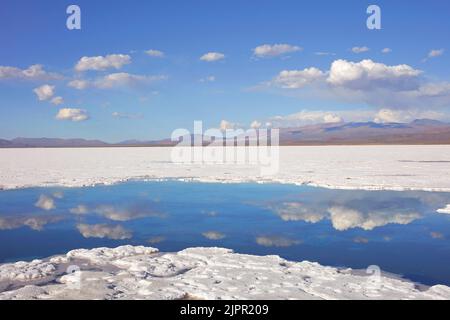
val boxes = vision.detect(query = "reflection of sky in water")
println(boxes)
[1,181,450,286]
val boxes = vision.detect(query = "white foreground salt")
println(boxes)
[0,245,449,300]
[1,145,450,191]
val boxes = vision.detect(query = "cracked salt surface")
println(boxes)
[0,245,449,300]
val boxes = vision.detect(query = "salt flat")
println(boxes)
[1,245,449,300]
[0,145,450,191]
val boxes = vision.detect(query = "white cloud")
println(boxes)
[35,195,55,211]
[271,110,343,127]
[269,59,425,100]
[273,68,325,89]
[382,48,392,54]
[68,79,89,90]
[94,72,167,89]
[77,223,132,240]
[374,108,448,123]
[250,120,262,129]
[253,44,302,58]
[428,49,444,58]
[202,231,225,240]
[351,46,370,53]
[200,52,225,62]
[75,54,131,72]
[55,108,89,122]
[327,59,421,90]
[0,64,61,81]
[256,236,301,247]
[111,112,143,119]
[51,96,64,105]
[33,85,55,101]
[145,49,165,58]
[219,120,235,131]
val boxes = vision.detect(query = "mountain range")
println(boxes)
[2,119,450,147]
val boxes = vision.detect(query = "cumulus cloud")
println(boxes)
[382,48,392,54]
[0,64,61,81]
[219,120,236,131]
[145,49,165,58]
[68,79,89,90]
[327,59,421,90]
[75,54,131,72]
[425,49,444,61]
[270,110,344,127]
[51,96,64,105]
[35,195,56,211]
[200,52,225,62]
[55,108,89,122]
[250,120,262,129]
[202,231,226,240]
[33,85,55,101]
[351,46,370,53]
[272,68,325,89]
[94,72,167,89]
[253,44,302,58]
[0,215,63,231]
[373,108,448,123]
[77,223,132,240]
[268,59,437,109]
[256,236,301,247]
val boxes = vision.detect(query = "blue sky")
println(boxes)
[1,0,449,142]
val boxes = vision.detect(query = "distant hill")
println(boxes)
[279,119,450,145]
[2,119,450,147]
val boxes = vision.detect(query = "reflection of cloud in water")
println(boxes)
[0,215,63,231]
[148,236,165,244]
[430,231,444,240]
[269,194,425,231]
[70,205,89,215]
[77,223,132,240]
[328,206,421,231]
[437,205,450,214]
[256,236,301,247]
[94,204,165,221]
[35,195,56,211]
[202,231,225,240]
[52,191,64,199]
[271,202,325,223]
[353,236,369,244]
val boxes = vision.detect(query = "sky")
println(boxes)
[0,0,449,142]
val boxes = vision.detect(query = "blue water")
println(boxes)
[1,181,450,286]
